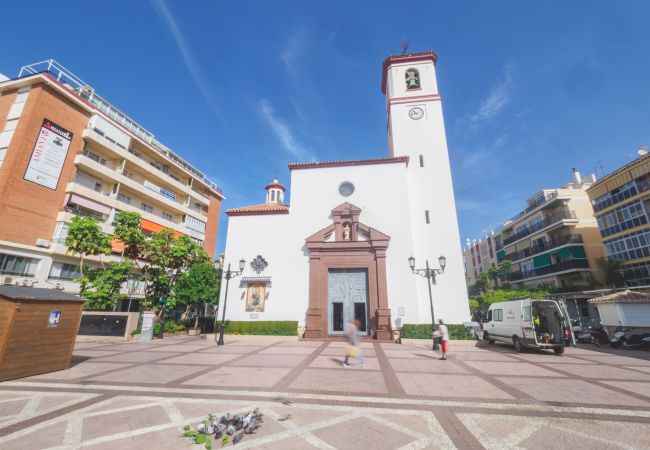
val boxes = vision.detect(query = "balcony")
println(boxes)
[502,210,578,246]
[502,235,584,262]
[63,204,108,222]
[509,259,590,282]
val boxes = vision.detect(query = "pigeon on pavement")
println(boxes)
[233,432,244,445]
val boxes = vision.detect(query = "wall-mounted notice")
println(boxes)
[24,118,73,190]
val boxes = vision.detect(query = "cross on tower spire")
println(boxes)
[401,39,409,55]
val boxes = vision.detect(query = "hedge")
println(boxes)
[224,321,298,336]
[131,321,186,336]
[400,324,475,340]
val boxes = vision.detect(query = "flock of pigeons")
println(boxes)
[185,409,264,447]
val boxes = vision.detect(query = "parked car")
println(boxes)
[483,298,570,355]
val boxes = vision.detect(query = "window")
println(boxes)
[522,306,531,322]
[419,155,424,167]
[0,253,38,276]
[140,202,153,213]
[123,170,134,179]
[338,181,355,197]
[52,222,69,243]
[117,193,132,204]
[425,210,430,224]
[493,309,503,321]
[162,212,173,221]
[486,310,492,322]
[271,191,275,201]
[184,215,206,233]
[49,262,80,280]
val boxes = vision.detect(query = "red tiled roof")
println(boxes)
[226,203,289,216]
[265,181,286,191]
[381,51,438,94]
[288,156,409,171]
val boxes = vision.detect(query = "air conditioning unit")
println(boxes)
[2,276,13,285]
[21,279,29,287]
[36,238,50,248]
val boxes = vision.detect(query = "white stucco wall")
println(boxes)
[386,58,470,325]
[221,55,470,327]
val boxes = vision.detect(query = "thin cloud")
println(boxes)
[281,30,309,82]
[258,98,315,162]
[469,62,516,124]
[151,0,222,122]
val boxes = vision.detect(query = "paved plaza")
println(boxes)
[0,336,649,449]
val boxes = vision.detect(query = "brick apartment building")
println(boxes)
[0,60,223,300]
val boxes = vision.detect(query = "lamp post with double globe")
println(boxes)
[408,255,446,350]
[216,258,246,345]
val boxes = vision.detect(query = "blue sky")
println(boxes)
[2,1,650,256]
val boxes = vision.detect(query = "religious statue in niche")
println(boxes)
[405,68,420,89]
[343,223,351,241]
[245,283,266,312]
[250,255,268,274]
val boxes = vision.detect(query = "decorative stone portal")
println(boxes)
[304,202,392,340]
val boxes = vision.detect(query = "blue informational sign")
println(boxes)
[48,310,62,328]
[159,187,176,201]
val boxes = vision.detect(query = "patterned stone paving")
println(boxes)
[0,335,649,449]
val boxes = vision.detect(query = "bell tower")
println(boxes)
[382,51,470,324]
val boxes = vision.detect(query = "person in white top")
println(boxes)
[436,319,449,360]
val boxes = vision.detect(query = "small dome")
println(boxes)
[265,178,286,192]
[265,178,285,205]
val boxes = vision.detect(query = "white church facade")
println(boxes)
[220,51,470,339]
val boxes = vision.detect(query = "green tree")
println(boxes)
[487,266,500,288]
[483,288,549,306]
[77,261,134,311]
[596,257,625,288]
[142,229,210,317]
[498,259,512,283]
[113,211,146,263]
[65,216,111,277]
[173,263,219,332]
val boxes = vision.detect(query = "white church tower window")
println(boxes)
[405,68,420,90]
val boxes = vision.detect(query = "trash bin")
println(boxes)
[0,285,85,381]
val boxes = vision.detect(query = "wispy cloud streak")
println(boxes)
[281,30,309,82]
[258,98,315,162]
[469,62,516,124]
[151,0,222,121]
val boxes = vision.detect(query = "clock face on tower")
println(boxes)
[408,107,424,120]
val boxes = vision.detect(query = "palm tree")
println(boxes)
[596,257,625,288]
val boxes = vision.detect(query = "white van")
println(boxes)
[483,298,570,355]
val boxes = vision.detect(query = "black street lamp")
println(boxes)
[408,255,446,350]
[216,258,246,345]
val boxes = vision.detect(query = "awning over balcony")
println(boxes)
[68,194,111,215]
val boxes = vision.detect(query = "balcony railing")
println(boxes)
[63,205,108,222]
[509,259,590,281]
[502,235,584,262]
[81,149,108,166]
[502,210,577,246]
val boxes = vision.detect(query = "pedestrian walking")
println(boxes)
[342,319,365,368]
[436,319,449,360]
